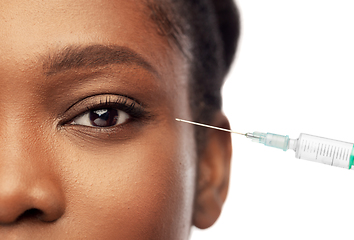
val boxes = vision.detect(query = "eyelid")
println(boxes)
[59,94,147,125]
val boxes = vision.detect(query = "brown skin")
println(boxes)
[0,0,232,239]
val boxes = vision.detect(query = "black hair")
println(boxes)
[148,0,240,152]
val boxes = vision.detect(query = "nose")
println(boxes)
[0,142,65,224]
[0,176,65,224]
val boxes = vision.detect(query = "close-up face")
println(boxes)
[0,0,233,239]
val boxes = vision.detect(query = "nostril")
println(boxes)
[16,208,43,222]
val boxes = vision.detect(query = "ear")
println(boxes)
[193,112,232,229]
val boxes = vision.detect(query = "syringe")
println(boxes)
[176,118,354,170]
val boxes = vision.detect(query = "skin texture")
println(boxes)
[0,0,232,239]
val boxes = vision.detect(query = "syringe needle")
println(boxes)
[175,118,245,136]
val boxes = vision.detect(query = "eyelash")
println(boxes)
[83,96,144,119]
[62,94,148,129]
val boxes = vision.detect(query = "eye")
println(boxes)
[71,108,130,127]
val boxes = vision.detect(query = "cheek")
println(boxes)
[57,126,197,239]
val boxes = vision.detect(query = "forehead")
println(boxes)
[0,0,149,46]
[0,0,179,75]
[0,0,189,106]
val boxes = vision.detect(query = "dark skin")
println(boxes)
[0,0,232,239]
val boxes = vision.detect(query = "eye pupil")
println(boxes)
[90,109,118,127]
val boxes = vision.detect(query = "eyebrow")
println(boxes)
[43,44,156,75]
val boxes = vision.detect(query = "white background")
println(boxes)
[191,0,354,239]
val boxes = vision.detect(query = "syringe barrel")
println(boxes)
[248,131,354,169]
[295,133,354,169]
[249,132,290,151]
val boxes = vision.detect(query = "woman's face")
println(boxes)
[0,0,198,239]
